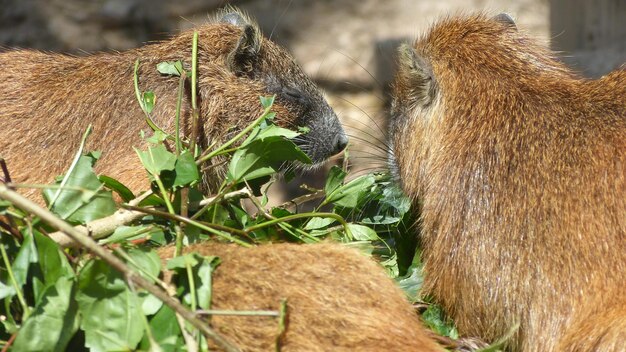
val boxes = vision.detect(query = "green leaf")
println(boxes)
[379,252,399,278]
[142,305,182,351]
[76,260,144,352]
[326,174,376,208]
[324,166,346,196]
[135,144,177,176]
[172,150,200,187]
[346,223,378,241]
[259,95,275,109]
[100,225,162,245]
[140,292,163,316]
[12,276,79,352]
[194,255,220,310]
[297,126,310,134]
[421,304,458,339]
[227,137,311,183]
[33,231,74,302]
[42,154,117,224]
[0,281,15,300]
[143,91,155,114]
[126,247,161,283]
[254,124,300,140]
[0,199,12,212]
[10,230,37,293]
[156,61,184,76]
[5,231,39,298]
[396,265,424,303]
[304,217,336,230]
[145,130,170,144]
[165,252,199,270]
[168,253,220,310]
[99,175,135,202]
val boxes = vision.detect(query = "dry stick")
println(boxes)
[45,189,250,248]
[277,189,326,211]
[0,161,22,240]
[0,184,240,352]
[48,192,153,248]
[0,158,12,185]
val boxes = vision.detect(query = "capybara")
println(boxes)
[0,8,347,199]
[389,13,625,351]
[158,242,443,351]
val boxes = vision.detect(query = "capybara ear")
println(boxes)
[492,13,517,30]
[221,11,261,75]
[220,11,249,27]
[397,43,436,107]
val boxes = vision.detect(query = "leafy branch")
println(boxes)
[0,184,240,352]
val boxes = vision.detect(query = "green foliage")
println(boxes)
[421,304,459,339]
[76,260,145,351]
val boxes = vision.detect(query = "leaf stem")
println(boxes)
[196,309,280,317]
[196,100,274,165]
[122,205,253,248]
[48,124,92,209]
[186,261,198,312]
[0,243,31,319]
[244,212,352,239]
[189,32,199,156]
[133,59,173,140]
[174,73,186,155]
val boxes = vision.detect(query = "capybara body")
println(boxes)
[158,242,442,352]
[0,8,347,199]
[389,14,626,351]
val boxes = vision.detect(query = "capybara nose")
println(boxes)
[333,133,349,155]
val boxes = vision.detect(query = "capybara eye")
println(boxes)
[282,87,304,101]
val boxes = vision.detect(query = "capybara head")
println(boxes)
[388,13,566,196]
[160,8,348,166]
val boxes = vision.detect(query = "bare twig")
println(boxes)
[0,184,240,352]
[47,191,153,248]
[277,189,326,211]
[0,157,12,185]
[196,188,251,208]
[196,309,280,317]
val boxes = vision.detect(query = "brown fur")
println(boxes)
[0,8,346,200]
[158,242,443,352]
[389,14,626,351]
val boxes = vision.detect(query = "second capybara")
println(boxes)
[389,13,625,351]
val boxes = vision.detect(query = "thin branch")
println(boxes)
[196,309,280,317]
[277,189,326,211]
[0,158,12,185]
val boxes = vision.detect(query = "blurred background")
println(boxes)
[2,0,624,201]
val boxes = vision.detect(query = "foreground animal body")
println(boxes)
[389,13,626,351]
[0,9,347,199]
[158,242,442,352]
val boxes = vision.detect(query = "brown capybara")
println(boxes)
[0,8,347,200]
[389,13,626,351]
[158,242,443,352]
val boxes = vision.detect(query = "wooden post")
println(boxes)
[549,0,626,77]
